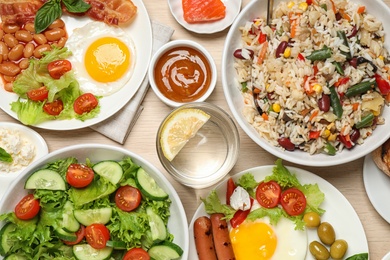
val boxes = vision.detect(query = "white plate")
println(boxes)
[189,165,369,259]
[222,0,390,166]
[383,252,390,260]
[363,154,390,223]
[168,0,242,34]
[0,122,48,199]
[0,0,152,130]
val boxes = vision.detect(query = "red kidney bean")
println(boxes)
[275,41,288,58]
[349,57,358,68]
[278,137,295,151]
[318,93,330,112]
[348,26,358,38]
[233,48,254,59]
[350,129,360,143]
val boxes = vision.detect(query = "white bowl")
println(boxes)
[149,40,217,107]
[0,144,189,259]
[222,0,390,167]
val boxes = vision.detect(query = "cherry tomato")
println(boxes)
[230,198,253,228]
[43,99,63,116]
[123,248,150,260]
[14,194,40,220]
[115,185,142,212]
[66,164,94,188]
[374,73,390,95]
[47,59,72,79]
[62,225,86,245]
[27,86,49,101]
[226,178,236,205]
[280,188,307,216]
[85,224,110,249]
[255,181,281,208]
[73,93,98,115]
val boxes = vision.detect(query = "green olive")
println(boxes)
[303,212,321,228]
[309,241,330,260]
[330,239,348,259]
[317,222,335,245]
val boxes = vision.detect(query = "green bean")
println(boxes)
[345,80,376,97]
[355,112,374,129]
[330,86,343,119]
[323,142,336,155]
[320,3,327,10]
[306,46,332,61]
[333,62,344,75]
[241,82,248,92]
[337,30,352,59]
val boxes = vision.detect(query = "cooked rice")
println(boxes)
[234,0,390,155]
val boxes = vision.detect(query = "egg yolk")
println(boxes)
[84,37,130,83]
[229,221,277,259]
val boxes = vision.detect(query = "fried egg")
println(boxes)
[66,21,136,96]
[229,216,307,259]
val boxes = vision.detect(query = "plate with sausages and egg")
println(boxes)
[0,0,152,130]
[189,165,368,259]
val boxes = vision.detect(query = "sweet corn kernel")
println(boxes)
[327,123,335,130]
[328,133,337,141]
[322,129,331,138]
[283,47,291,58]
[254,20,261,26]
[373,110,380,116]
[298,2,308,11]
[266,84,270,90]
[312,84,322,93]
[379,55,384,61]
[287,1,295,8]
[272,103,281,113]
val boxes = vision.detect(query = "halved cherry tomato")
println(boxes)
[230,198,254,228]
[27,86,49,101]
[62,225,86,245]
[43,100,63,116]
[226,178,236,205]
[255,180,281,208]
[374,73,390,95]
[66,164,94,188]
[73,93,98,115]
[115,185,142,212]
[47,59,72,79]
[280,188,307,216]
[85,223,110,249]
[14,194,40,220]
[123,248,150,260]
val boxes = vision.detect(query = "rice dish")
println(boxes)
[234,0,390,155]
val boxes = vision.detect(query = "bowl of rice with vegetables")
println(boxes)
[222,0,390,166]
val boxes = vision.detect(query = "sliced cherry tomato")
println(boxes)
[297,53,305,61]
[66,164,94,188]
[226,178,236,205]
[374,74,390,95]
[230,198,253,228]
[338,134,353,149]
[258,31,267,44]
[47,59,72,79]
[309,130,321,139]
[85,224,110,249]
[14,194,40,220]
[123,248,150,260]
[73,93,98,115]
[62,225,86,245]
[255,181,281,208]
[27,86,49,101]
[280,188,307,216]
[115,185,142,212]
[43,99,63,116]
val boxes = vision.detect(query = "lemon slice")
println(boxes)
[160,108,211,161]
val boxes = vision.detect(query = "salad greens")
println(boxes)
[10,47,100,125]
[0,156,172,259]
[0,147,12,162]
[202,159,325,231]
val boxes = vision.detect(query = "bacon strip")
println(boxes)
[84,0,137,25]
[0,0,44,25]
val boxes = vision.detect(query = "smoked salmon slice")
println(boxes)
[182,0,226,24]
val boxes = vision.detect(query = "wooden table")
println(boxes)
[1,0,390,258]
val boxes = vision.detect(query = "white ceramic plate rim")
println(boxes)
[0,122,48,200]
[188,165,368,259]
[363,154,390,224]
[0,144,189,260]
[0,0,152,130]
[168,0,242,34]
[221,0,390,166]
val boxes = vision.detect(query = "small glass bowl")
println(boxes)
[156,102,240,189]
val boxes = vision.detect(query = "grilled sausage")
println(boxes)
[193,216,218,260]
[210,213,236,260]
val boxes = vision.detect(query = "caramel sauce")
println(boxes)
[154,46,211,102]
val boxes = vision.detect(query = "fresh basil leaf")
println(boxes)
[0,147,12,163]
[34,0,62,34]
[62,0,91,13]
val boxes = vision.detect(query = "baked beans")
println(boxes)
[8,44,24,61]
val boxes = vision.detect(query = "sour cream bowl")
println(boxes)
[149,40,217,107]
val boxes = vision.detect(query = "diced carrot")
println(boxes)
[253,88,261,94]
[329,0,337,13]
[258,32,267,44]
[352,103,359,111]
[261,113,268,120]
[339,9,351,21]
[334,77,350,87]
[257,41,268,65]
[357,6,365,14]
[313,65,319,75]
[309,110,319,121]
[309,130,321,139]
[386,93,390,102]
[290,19,298,38]
[301,108,311,116]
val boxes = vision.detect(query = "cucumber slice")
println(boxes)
[62,201,80,233]
[0,223,16,256]
[73,207,112,226]
[146,207,167,243]
[135,168,168,201]
[148,241,183,260]
[73,244,113,260]
[105,240,126,249]
[24,169,66,190]
[55,227,77,242]
[92,161,123,185]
